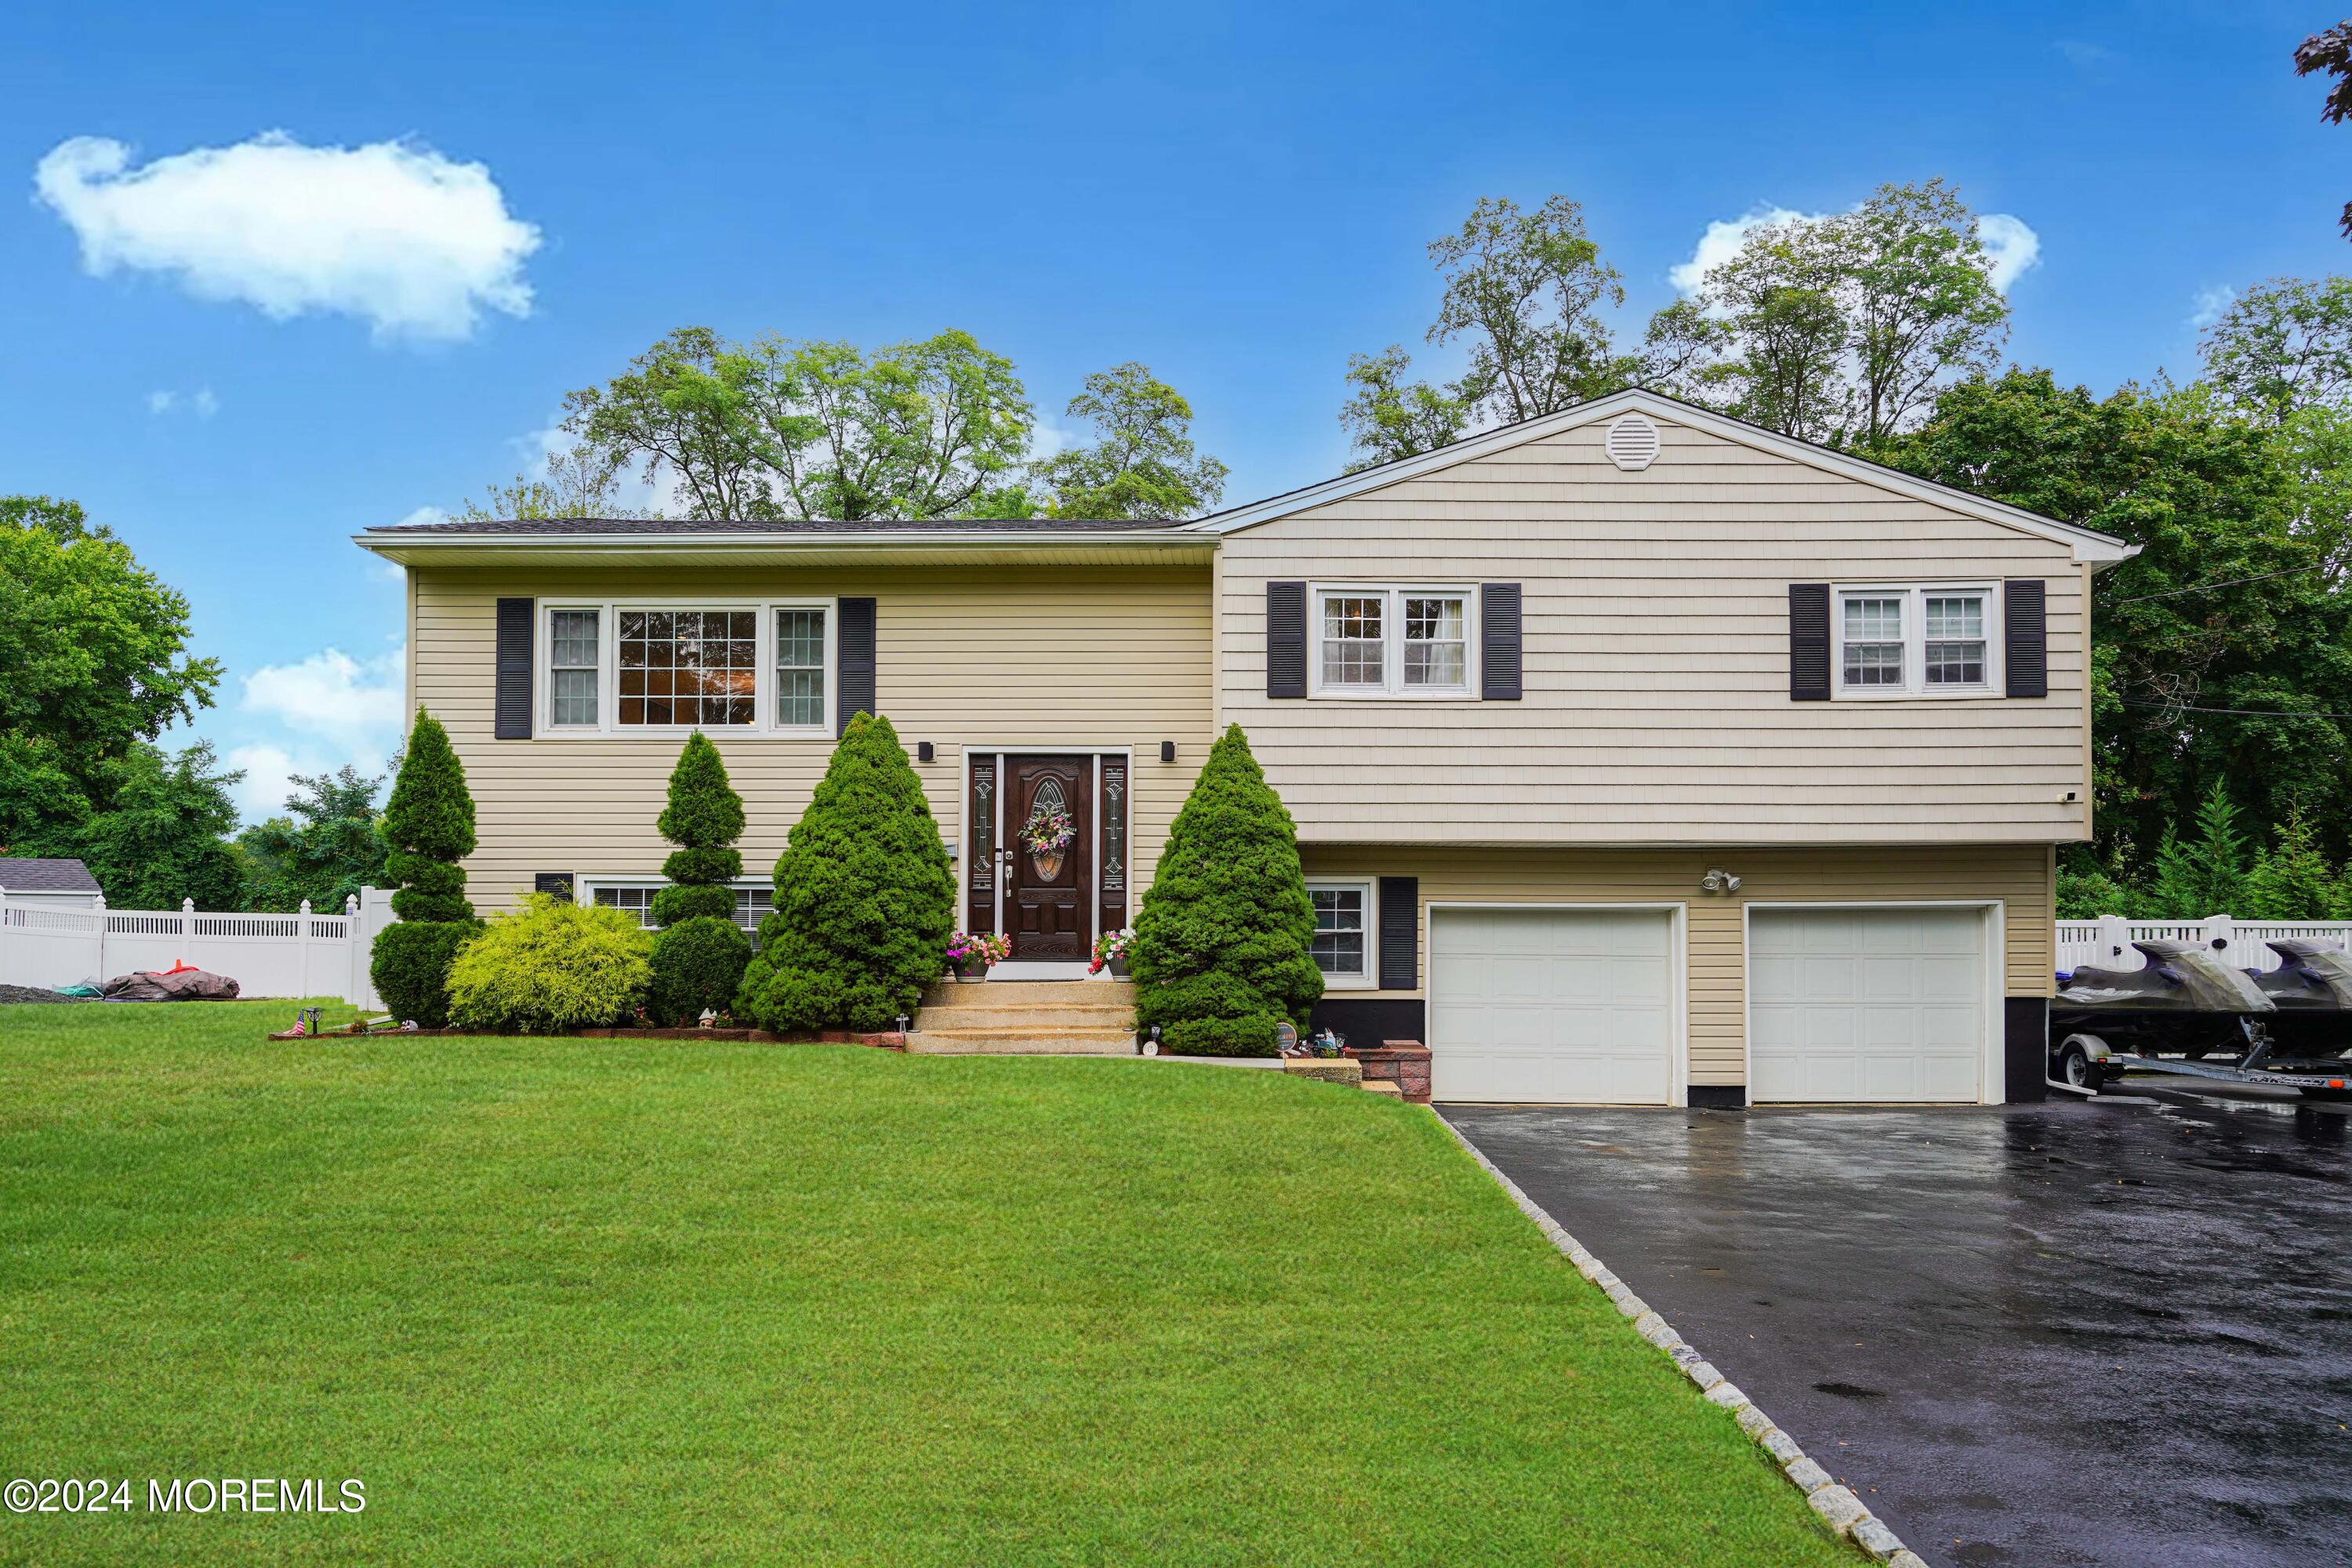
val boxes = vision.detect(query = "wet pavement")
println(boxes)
[1442,1083,2352,1568]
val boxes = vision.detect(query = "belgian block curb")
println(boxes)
[1437,1114,1930,1568]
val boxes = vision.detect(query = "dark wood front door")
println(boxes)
[1004,755,1092,960]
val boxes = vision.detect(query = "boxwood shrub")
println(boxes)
[645,733,752,1022]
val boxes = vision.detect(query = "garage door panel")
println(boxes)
[1432,908,1675,1105]
[1750,907,1987,1104]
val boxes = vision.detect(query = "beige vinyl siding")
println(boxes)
[1305,843,2053,1086]
[408,565,1213,913]
[1221,413,2091,845]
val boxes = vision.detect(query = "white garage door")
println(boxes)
[1749,907,1987,1103]
[1429,908,1675,1104]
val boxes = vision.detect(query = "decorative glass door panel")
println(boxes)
[1004,756,1091,960]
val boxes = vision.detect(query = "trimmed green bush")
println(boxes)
[1161,1014,1283,1058]
[649,916,753,1024]
[644,733,753,1021]
[1131,723,1322,1055]
[369,920,474,1030]
[369,709,480,1025]
[446,894,652,1033]
[379,710,476,924]
[735,712,954,1033]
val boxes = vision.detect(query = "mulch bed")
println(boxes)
[0,985,96,1004]
[271,1024,908,1048]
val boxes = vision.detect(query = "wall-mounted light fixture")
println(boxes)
[1160,741,1176,763]
[1698,868,1742,895]
[917,741,935,763]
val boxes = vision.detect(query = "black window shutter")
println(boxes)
[1480,583,1523,700]
[533,873,574,903]
[1377,877,1418,991]
[1788,583,1831,701]
[1266,582,1307,698]
[494,597,534,738]
[837,596,877,735]
[2005,579,2048,699]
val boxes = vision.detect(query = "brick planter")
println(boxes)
[1343,1040,1432,1103]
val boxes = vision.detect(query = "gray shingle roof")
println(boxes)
[377,516,1183,535]
[0,858,101,894]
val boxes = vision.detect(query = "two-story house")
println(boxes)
[358,389,2132,1106]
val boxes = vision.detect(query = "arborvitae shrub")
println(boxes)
[735,712,954,1033]
[1131,723,1321,1056]
[644,733,752,1022]
[369,709,479,1025]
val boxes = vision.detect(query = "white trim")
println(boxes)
[1305,877,1377,989]
[1740,899,2005,1106]
[1425,901,1690,1108]
[1829,582,2002,701]
[1306,583,1479,699]
[571,872,775,935]
[531,597,836,740]
[1189,388,2137,568]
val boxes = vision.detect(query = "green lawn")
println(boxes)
[0,1001,1849,1566]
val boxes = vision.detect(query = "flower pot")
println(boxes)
[954,958,990,982]
[1030,848,1065,881]
[1106,956,1129,978]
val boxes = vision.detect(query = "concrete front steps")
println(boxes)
[907,978,1138,1055]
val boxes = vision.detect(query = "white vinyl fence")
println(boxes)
[2057,914,2352,976]
[0,887,397,1005]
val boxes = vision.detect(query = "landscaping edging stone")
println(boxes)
[1437,1116,1932,1568]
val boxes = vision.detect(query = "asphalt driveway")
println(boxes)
[1443,1085,2352,1568]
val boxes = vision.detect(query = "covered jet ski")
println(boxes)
[2251,939,2352,1058]
[2052,938,2273,1059]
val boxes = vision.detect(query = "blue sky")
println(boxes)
[2,1,2345,820]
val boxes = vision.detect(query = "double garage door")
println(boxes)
[1428,905,1987,1105]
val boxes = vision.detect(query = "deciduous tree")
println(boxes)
[1036,361,1228,517]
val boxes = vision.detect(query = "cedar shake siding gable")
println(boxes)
[1216,410,2098,847]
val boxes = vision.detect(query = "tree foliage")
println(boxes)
[459,443,646,522]
[1428,195,1632,426]
[57,740,245,910]
[1888,368,2352,866]
[1036,362,1228,518]
[646,731,751,1024]
[1338,346,1473,472]
[2296,23,2352,238]
[1130,724,1322,1055]
[735,713,954,1033]
[237,764,389,913]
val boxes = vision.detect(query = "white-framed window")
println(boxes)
[1306,878,1374,986]
[537,600,834,736]
[583,878,773,937]
[1308,585,1477,698]
[1832,585,1999,699]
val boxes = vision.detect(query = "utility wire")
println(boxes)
[2122,699,2352,719]
[2108,564,2332,604]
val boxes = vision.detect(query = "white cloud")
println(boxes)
[1671,203,2042,298]
[391,504,448,528]
[242,645,406,754]
[34,132,540,343]
[1977,214,2042,292]
[1668,205,1816,295]
[223,645,408,824]
[144,386,218,418]
[2190,285,2236,329]
[224,742,302,822]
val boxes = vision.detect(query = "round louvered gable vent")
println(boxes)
[1605,413,1661,471]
